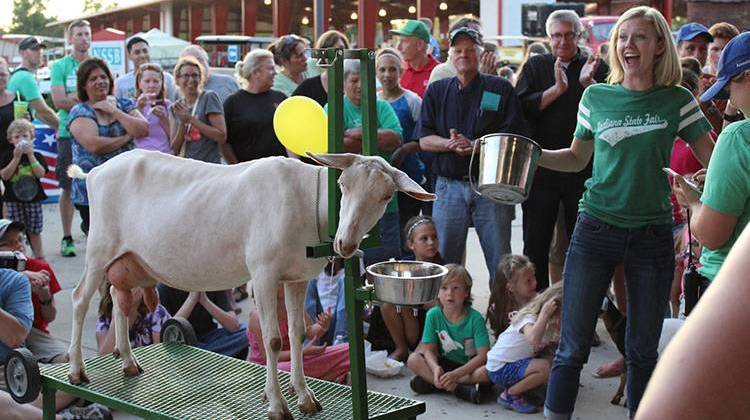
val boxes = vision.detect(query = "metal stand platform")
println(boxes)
[37,343,424,419]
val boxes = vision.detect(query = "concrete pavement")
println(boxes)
[36,203,627,419]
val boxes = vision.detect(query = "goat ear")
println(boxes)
[306,152,359,169]
[390,168,437,202]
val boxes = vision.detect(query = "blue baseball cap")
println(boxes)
[676,23,713,44]
[701,32,750,102]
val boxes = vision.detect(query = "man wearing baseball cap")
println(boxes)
[390,20,438,97]
[7,36,59,130]
[675,32,749,288]
[676,22,713,67]
[418,27,527,294]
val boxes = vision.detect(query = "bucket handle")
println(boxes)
[468,138,482,197]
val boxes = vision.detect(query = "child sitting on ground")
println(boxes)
[381,215,443,361]
[0,119,49,258]
[305,257,349,345]
[482,282,563,414]
[248,285,350,384]
[486,255,539,338]
[96,281,172,354]
[407,264,490,404]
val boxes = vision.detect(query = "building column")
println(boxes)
[213,0,229,35]
[189,3,204,41]
[161,1,174,36]
[273,0,291,37]
[313,0,330,40]
[242,0,257,36]
[358,0,377,48]
[116,18,128,32]
[417,0,436,20]
[149,11,160,30]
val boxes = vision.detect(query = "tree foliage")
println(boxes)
[10,0,60,36]
[83,0,118,14]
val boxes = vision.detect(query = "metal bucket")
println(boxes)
[367,261,448,306]
[469,133,541,205]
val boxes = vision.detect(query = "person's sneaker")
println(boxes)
[409,375,437,394]
[61,237,76,257]
[498,390,537,414]
[60,402,113,420]
[454,383,481,404]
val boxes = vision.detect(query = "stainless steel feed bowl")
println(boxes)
[367,261,448,305]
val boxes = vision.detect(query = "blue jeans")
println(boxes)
[304,274,348,345]
[197,323,249,359]
[544,213,674,419]
[364,211,402,266]
[433,176,513,289]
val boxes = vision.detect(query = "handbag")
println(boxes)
[683,208,711,316]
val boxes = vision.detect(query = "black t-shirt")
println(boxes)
[292,76,328,107]
[0,150,48,202]
[0,102,14,155]
[156,284,233,339]
[223,89,288,163]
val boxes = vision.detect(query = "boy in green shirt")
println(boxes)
[407,264,490,404]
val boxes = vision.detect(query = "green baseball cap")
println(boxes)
[389,20,430,43]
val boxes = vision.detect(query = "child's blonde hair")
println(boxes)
[7,119,35,140]
[511,281,563,342]
[439,264,473,307]
[487,255,534,335]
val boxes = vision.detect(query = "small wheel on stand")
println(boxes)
[161,316,198,346]
[4,348,41,404]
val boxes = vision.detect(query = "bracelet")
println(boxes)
[31,161,42,169]
[723,112,744,123]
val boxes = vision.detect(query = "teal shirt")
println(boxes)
[8,69,42,102]
[272,71,310,97]
[698,120,750,280]
[574,84,711,228]
[50,55,81,138]
[324,97,403,213]
[421,306,490,365]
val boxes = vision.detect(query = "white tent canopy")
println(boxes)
[131,28,190,70]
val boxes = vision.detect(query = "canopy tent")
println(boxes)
[132,28,190,70]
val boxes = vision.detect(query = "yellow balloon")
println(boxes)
[273,96,328,156]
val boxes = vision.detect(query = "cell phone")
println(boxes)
[152,99,165,107]
[662,167,702,193]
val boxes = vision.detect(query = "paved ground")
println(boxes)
[37,203,628,419]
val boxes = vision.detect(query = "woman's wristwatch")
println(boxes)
[723,111,744,123]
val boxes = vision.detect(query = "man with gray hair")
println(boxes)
[418,28,526,290]
[180,44,240,103]
[515,9,608,290]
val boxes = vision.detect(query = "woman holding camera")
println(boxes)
[68,57,148,233]
[170,56,226,163]
[132,63,172,154]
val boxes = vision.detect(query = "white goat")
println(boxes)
[66,149,434,419]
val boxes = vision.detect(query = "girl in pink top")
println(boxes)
[133,63,172,154]
[247,286,350,384]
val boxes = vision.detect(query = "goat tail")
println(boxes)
[67,164,87,180]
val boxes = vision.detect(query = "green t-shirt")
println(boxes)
[50,55,81,138]
[574,84,711,228]
[421,306,490,365]
[8,68,42,102]
[324,97,403,213]
[272,71,310,97]
[697,120,750,280]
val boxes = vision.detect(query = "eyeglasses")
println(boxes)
[550,32,578,41]
[178,73,201,80]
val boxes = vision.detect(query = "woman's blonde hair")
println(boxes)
[173,56,206,90]
[606,6,681,87]
[439,264,473,307]
[510,281,563,342]
[236,49,274,88]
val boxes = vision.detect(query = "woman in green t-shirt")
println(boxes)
[535,7,715,419]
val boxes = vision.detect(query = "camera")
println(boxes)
[0,251,27,271]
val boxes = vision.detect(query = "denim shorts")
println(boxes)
[487,358,531,388]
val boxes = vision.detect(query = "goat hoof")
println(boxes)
[123,363,143,377]
[260,391,267,403]
[68,371,90,385]
[267,406,293,420]
[286,383,296,396]
[610,397,621,405]
[299,393,322,415]
[112,349,121,359]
